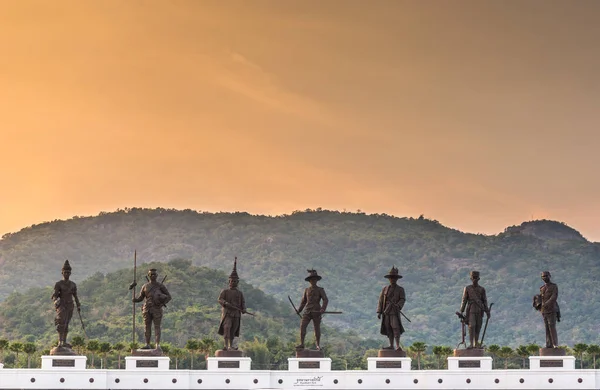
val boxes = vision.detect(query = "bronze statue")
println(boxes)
[533,271,560,348]
[51,260,81,351]
[295,269,328,350]
[377,266,406,350]
[132,268,171,350]
[459,271,490,349]
[218,258,247,350]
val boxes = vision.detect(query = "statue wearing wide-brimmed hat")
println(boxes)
[376,266,406,351]
[51,260,81,355]
[295,269,328,351]
[459,270,490,350]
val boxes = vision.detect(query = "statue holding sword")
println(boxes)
[132,268,171,351]
[218,257,250,351]
[377,266,408,352]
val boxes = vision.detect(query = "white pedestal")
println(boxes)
[287,358,331,372]
[447,356,493,370]
[206,357,251,370]
[529,355,575,370]
[367,357,412,371]
[125,356,170,370]
[41,355,87,369]
[0,363,3,369]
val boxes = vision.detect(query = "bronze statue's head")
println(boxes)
[470,271,480,281]
[148,268,158,282]
[61,260,72,279]
[384,266,402,280]
[541,271,551,283]
[305,269,322,282]
[228,257,240,287]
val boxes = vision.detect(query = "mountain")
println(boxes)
[1,208,599,346]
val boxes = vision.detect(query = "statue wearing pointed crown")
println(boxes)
[51,260,81,355]
[218,257,247,352]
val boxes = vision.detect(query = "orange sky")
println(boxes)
[1,1,599,241]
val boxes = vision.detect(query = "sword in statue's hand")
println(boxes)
[288,295,302,318]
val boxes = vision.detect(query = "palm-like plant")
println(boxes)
[185,339,199,370]
[573,343,588,369]
[499,346,514,369]
[99,342,111,369]
[526,343,540,357]
[432,346,443,369]
[198,337,217,367]
[87,340,100,368]
[9,342,24,368]
[408,341,427,370]
[112,342,125,369]
[515,345,529,368]
[171,348,185,369]
[0,339,9,363]
[441,346,453,369]
[23,342,37,368]
[71,336,86,355]
[487,344,500,369]
[586,344,600,369]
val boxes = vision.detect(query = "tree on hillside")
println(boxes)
[408,342,427,370]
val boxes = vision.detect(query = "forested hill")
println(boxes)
[1,208,599,345]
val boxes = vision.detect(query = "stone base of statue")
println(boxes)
[378,348,407,358]
[539,347,566,356]
[125,356,170,370]
[41,355,87,369]
[530,349,574,370]
[288,357,331,372]
[448,356,492,370]
[367,357,411,371]
[131,347,164,357]
[215,349,245,358]
[207,355,251,370]
[49,346,77,356]
[295,348,324,358]
[453,348,484,357]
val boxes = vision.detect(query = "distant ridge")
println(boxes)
[502,220,587,242]
[1,208,599,345]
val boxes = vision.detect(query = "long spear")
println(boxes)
[128,250,138,346]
